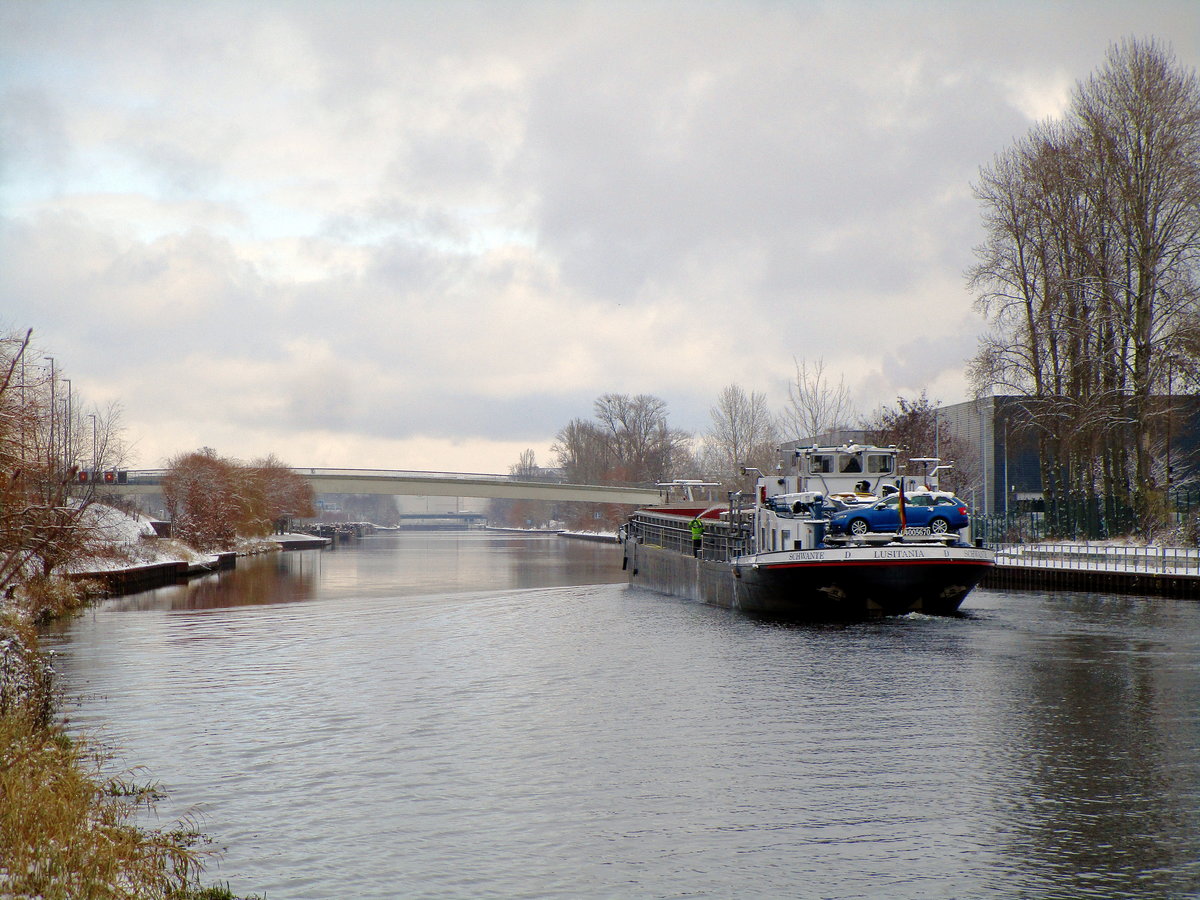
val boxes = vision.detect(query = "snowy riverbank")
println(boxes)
[51,506,327,597]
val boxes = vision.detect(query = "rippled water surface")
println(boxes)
[42,532,1200,898]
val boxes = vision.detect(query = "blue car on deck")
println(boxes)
[829,492,969,536]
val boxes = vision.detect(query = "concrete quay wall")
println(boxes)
[982,563,1200,598]
[69,551,238,597]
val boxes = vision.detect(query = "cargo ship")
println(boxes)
[621,444,994,619]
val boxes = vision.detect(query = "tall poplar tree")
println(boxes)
[969,38,1200,535]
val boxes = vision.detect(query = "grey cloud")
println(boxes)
[2,2,1199,472]
[0,88,71,178]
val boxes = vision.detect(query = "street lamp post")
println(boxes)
[1003,417,1010,517]
[64,377,72,469]
[88,413,97,477]
[44,356,55,470]
[934,400,941,460]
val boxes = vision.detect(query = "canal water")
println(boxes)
[42,532,1200,899]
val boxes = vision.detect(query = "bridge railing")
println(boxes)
[301,467,519,480]
[298,468,655,489]
[120,467,654,489]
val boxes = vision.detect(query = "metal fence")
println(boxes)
[972,499,1198,544]
[972,485,1200,544]
[990,542,1200,575]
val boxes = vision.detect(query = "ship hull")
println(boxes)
[623,540,994,619]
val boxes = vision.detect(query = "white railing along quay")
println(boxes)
[993,543,1200,576]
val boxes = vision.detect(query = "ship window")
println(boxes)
[839,455,862,473]
[867,455,893,474]
[809,455,833,474]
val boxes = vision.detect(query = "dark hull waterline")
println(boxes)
[624,541,994,619]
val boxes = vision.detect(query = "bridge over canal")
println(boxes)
[112,468,662,506]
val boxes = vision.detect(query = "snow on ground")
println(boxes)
[77,502,158,543]
[561,530,619,542]
[66,504,226,573]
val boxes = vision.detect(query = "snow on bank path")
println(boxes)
[64,506,315,576]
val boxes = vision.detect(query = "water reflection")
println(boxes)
[92,532,624,615]
[971,590,1200,896]
[41,541,1200,899]
[99,552,324,613]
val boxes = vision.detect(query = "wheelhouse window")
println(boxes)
[866,454,893,474]
[838,454,862,473]
[809,455,833,474]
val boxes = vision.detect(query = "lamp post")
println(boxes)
[88,413,97,478]
[44,356,55,470]
[64,377,72,469]
[1003,416,1010,517]
[934,399,941,460]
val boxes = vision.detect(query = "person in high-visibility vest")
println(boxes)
[689,517,704,557]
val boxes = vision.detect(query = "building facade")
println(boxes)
[937,397,1041,517]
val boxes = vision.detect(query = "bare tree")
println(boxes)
[511,448,539,477]
[864,393,979,497]
[700,384,778,488]
[162,449,243,550]
[251,454,317,532]
[552,393,691,530]
[552,417,613,485]
[782,357,855,443]
[164,449,318,547]
[490,449,556,528]
[554,394,690,485]
[969,38,1200,536]
[0,330,127,592]
[591,393,691,483]
[1077,39,1200,527]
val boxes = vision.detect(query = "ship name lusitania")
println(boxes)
[870,548,928,560]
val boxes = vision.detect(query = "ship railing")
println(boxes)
[992,542,1200,575]
[629,515,749,561]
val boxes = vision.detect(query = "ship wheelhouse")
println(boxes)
[750,443,953,556]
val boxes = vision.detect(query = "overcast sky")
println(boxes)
[3,2,1199,474]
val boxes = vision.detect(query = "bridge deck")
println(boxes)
[111,468,663,505]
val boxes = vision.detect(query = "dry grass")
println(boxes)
[1,597,260,899]
[0,718,207,898]
[13,574,88,625]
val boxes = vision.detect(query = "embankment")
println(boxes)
[983,564,1200,598]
